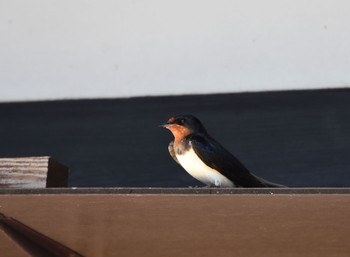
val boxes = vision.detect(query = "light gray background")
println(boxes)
[1,0,349,102]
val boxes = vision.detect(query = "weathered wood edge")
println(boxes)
[0,187,350,195]
[0,156,69,188]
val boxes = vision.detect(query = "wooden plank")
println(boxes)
[0,194,349,257]
[1,187,350,195]
[0,157,68,188]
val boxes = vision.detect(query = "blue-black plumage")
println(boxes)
[161,114,285,188]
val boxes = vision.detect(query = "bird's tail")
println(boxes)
[254,174,287,188]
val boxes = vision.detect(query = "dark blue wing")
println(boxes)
[189,134,278,187]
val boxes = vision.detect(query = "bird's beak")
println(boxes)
[159,123,172,129]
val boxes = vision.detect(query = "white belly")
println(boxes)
[176,147,235,188]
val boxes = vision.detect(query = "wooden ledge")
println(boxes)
[0,192,349,257]
[0,187,349,195]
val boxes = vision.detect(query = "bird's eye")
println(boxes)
[175,119,185,125]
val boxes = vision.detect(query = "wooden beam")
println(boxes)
[0,157,68,188]
[0,193,349,257]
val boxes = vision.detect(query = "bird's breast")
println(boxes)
[175,143,235,188]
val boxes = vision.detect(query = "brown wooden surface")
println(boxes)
[0,193,349,257]
[0,157,68,188]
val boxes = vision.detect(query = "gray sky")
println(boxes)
[1,0,350,102]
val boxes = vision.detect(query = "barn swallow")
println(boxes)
[161,114,284,188]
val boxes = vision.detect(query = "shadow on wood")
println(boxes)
[0,212,84,257]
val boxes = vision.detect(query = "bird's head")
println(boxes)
[161,114,207,143]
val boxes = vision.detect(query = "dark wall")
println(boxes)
[1,89,349,187]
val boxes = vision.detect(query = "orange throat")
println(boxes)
[166,125,192,147]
